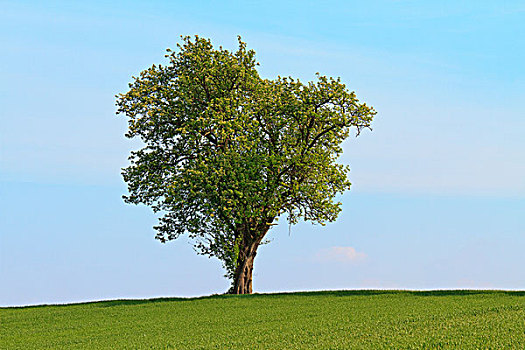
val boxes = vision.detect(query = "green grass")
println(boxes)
[2,290,524,349]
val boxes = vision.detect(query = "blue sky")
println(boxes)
[1,1,524,306]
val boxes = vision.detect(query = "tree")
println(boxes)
[117,36,376,294]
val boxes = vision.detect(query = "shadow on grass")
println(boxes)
[5,290,524,309]
[92,290,525,308]
[252,289,525,298]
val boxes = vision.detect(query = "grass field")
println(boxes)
[2,290,524,349]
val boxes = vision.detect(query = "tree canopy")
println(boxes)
[117,36,376,294]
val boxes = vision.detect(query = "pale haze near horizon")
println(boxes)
[1,1,524,306]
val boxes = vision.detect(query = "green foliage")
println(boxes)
[116,36,376,279]
[2,291,525,349]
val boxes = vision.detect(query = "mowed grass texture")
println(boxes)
[2,291,524,349]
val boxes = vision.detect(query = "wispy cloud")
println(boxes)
[315,246,367,263]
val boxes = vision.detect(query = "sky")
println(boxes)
[1,0,524,306]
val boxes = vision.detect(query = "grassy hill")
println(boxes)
[2,290,524,349]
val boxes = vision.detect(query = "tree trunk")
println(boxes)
[230,225,268,294]
[231,244,257,294]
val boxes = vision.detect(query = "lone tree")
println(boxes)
[117,36,376,294]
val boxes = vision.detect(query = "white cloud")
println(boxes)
[315,246,367,263]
